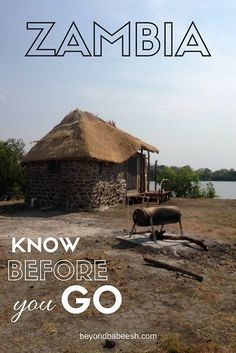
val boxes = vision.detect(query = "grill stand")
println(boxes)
[130,217,184,243]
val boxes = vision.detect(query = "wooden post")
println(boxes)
[154,160,158,191]
[140,147,143,192]
[147,151,150,192]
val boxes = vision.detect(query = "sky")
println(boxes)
[0,0,236,170]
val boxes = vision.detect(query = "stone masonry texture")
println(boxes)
[24,159,127,209]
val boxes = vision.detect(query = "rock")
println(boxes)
[103,340,116,349]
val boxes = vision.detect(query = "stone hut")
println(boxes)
[22,109,159,209]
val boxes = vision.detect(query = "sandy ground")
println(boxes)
[0,199,235,353]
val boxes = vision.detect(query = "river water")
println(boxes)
[149,181,236,199]
[200,181,236,199]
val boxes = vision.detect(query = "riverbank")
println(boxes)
[0,198,235,353]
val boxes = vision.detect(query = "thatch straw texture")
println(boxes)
[23,109,159,164]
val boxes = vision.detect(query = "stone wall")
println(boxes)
[24,159,127,209]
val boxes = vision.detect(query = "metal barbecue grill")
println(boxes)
[130,206,183,242]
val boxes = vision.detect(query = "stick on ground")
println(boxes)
[144,257,204,282]
[159,234,208,251]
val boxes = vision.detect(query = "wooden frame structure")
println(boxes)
[126,148,171,206]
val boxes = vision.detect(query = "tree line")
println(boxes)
[196,168,236,181]
[150,165,236,182]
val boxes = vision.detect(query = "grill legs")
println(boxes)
[129,223,136,237]
[179,219,183,236]
[150,216,157,242]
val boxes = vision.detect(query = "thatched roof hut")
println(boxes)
[23,109,159,209]
[22,109,158,164]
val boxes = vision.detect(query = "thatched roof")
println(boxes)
[23,109,159,164]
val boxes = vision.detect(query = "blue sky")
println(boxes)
[0,0,236,169]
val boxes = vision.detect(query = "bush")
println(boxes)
[201,182,217,198]
[0,138,25,200]
[156,166,216,198]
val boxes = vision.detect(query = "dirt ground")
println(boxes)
[0,198,235,353]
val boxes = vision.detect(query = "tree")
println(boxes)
[196,168,236,181]
[0,138,25,199]
[201,182,217,198]
[196,168,212,181]
[156,166,216,198]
